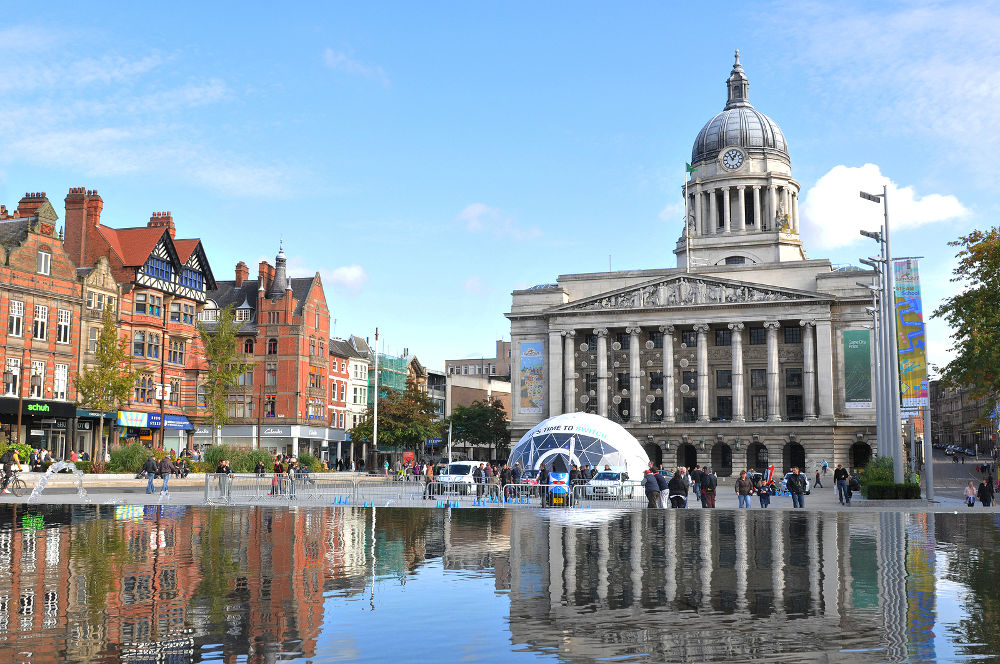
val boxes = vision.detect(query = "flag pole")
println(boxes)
[684,173,691,274]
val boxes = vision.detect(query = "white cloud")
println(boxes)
[658,200,685,224]
[800,163,968,249]
[463,276,488,294]
[322,265,370,296]
[323,48,388,86]
[456,203,541,242]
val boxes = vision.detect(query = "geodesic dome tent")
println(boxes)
[508,412,650,479]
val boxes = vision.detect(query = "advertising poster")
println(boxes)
[894,258,929,409]
[844,329,872,408]
[519,341,545,414]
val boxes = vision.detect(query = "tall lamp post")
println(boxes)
[860,186,904,484]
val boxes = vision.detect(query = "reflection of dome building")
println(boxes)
[508,412,650,478]
[507,52,878,477]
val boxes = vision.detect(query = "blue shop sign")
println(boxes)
[146,413,194,430]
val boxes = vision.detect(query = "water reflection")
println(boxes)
[0,506,997,663]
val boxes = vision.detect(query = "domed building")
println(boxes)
[507,53,878,476]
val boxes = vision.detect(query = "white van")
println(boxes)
[436,462,478,494]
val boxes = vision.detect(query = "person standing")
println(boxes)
[753,472,771,508]
[143,454,159,494]
[473,463,485,499]
[654,469,669,508]
[735,470,753,508]
[965,481,977,507]
[978,477,995,507]
[702,467,717,508]
[690,465,703,503]
[642,470,660,509]
[158,455,176,494]
[667,469,688,508]
[787,467,807,508]
[814,469,824,489]
[833,464,849,504]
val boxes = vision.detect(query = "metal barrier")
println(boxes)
[572,481,646,508]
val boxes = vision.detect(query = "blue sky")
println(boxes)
[0,1,992,371]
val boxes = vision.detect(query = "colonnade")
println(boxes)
[689,181,798,236]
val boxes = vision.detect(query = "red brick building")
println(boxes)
[198,244,343,458]
[0,193,82,455]
[63,189,216,453]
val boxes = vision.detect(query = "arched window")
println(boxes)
[132,332,145,357]
[244,338,254,354]
[267,338,278,355]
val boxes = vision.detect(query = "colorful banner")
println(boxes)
[844,330,873,408]
[894,258,929,410]
[518,341,545,414]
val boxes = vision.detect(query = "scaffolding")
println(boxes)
[369,354,408,405]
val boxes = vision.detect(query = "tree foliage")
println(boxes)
[73,304,145,460]
[932,228,1000,422]
[449,398,510,459]
[197,304,256,436]
[349,384,443,455]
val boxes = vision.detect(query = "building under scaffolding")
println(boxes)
[368,353,409,406]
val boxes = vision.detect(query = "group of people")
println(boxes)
[389,459,435,481]
[641,464,720,508]
[265,454,313,497]
[141,454,179,494]
[965,476,995,507]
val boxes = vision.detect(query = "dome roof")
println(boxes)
[508,412,650,479]
[690,51,789,166]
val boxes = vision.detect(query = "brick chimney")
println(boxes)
[147,211,175,239]
[258,261,273,292]
[235,261,249,287]
[64,187,104,268]
[16,192,48,218]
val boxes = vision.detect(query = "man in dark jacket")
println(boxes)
[978,477,995,507]
[143,455,159,494]
[569,464,582,486]
[158,456,176,493]
[511,462,523,485]
[642,470,660,508]
[689,465,703,500]
[667,470,688,508]
[701,467,718,507]
[654,470,669,508]
[787,467,807,508]
[473,464,485,499]
[833,464,849,505]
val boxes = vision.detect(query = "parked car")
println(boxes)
[436,462,478,494]
[779,472,811,495]
[964,448,976,457]
[583,471,634,499]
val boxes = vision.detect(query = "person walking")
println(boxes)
[143,454,159,494]
[735,470,753,508]
[978,477,995,507]
[833,464,849,505]
[702,467,717,508]
[654,469,669,508]
[667,469,688,508]
[814,469,824,489]
[965,481,977,508]
[787,467,807,508]
[642,470,660,509]
[158,455,176,493]
[753,472,771,508]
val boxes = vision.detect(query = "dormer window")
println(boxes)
[144,257,171,281]
[181,268,203,290]
[236,307,251,322]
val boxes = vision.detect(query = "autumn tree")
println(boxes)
[198,304,256,445]
[349,384,443,461]
[932,227,1000,422]
[449,398,510,460]
[74,304,145,463]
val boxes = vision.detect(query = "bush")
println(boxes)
[297,452,323,473]
[202,444,274,473]
[242,449,274,473]
[0,441,33,464]
[107,442,152,474]
[860,481,922,500]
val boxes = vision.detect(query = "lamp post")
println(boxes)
[860,186,904,484]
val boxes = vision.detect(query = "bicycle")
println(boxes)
[4,472,26,497]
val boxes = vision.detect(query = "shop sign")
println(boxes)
[147,413,194,430]
[118,411,149,427]
[77,409,115,419]
[77,421,93,431]
[194,425,213,437]
[261,426,291,437]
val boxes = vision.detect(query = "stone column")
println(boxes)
[563,330,576,413]
[768,184,777,231]
[815,320,835,418]
[627,326,642,423]
[660,325,675,423]
[694,186,703,237]
[722,186,731,233]
[764,321,782,422]
[596,328,609,418]
[736,185,746,232]
[800,321,817,420]
[708,188,718,235]
[792,192,800,233]
[729,323,745,422]
[548,330,563,417]
[694,324,710,422]
[752,185,761,230]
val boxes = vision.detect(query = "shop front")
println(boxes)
[75,409,117,457]
[0,398,75,452]
[117,411,194,454]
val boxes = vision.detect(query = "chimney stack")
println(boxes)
[258,261,273,292]
[235,261,249,287]
[16,192,49,218]
[64,187,103,268]
[147,211,176,239]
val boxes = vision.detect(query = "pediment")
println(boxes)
[549,274,830,314]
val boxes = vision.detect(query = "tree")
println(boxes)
[198,304,256,446]
[449,398,510,460]
[932,228,1000,423]
[349,384,442,461]
[74,303,145,464]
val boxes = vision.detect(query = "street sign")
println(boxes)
[859,191,882,203]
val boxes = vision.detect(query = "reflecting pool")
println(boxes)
[0,506,998,663]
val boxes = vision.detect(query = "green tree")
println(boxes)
[197,304,256,446]
[74,304,144,463]
[349,384,442,460]
[449,398,510,459]
[932,228,1000,422]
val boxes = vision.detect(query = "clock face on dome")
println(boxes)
[722,148,745,170]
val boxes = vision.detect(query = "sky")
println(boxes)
[0,1,993,372]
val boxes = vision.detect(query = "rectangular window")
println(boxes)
[57,309,71,344]
[751,394,768,421]
[237,368,253,386]
[143,257,172,281]
[167,339,184,365]
[88,327,100,352]
[682,371,697,389]
[648,371,663,391]
[4,358,19,395]
[615,332,630,350]
[183,304,195,324]
[148,295,162,317]
[54,364,68,400]
[716,395,733,420]
[616,372,629,391]
[8,300,23,337]
[750,368,766,388]
[463,365,468,375]
[786,394,804,421]
[36,251,51,275]
[650,396,664,422]
[30,360,45,398]
[309,366,323,389]
[749,327,766,345]
[715,329,731,346]
[169,380,180,406]
[197,385,208,408]
[784,326,802,344]
[266,362,277,386]
[134,293,147,314]
[681,330,698,347]
[235,308,250,322]
[198,308,217,322]
[309,340,316,356]
[86,291,108,311]
[785,367,803,388]
[264,396,276,418]
[339,384,345,401]
[169,303,181,322]
[716,369,732,389]
[319,340,324,355]
[682,396,698,422]
[33,305,48,340]
[650,331,663,349]
[227,394,254,418]
[339,412,344,428]
[133,332,145,357]
[180,268,203,290]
